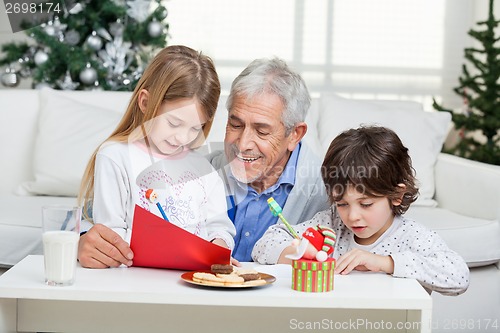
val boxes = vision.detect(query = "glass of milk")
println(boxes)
[42,205,81,286]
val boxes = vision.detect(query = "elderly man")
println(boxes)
[77,57,329,268]
[207,58,329,262]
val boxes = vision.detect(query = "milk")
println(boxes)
[43,230,79,286]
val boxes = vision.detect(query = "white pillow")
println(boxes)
[318,93,451,207]
[17,89,123,196]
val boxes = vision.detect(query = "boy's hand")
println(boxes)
[277,245,297,264]
[334,248,394,275]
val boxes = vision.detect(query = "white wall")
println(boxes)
[1,0,499,93]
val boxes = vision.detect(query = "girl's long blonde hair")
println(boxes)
[78,45,221,221]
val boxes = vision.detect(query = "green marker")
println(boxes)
[267,197,300,239]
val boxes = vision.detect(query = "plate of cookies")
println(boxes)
[181,264,276,288]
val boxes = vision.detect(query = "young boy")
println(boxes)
[252,126,469,295]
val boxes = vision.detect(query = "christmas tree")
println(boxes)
[0,0,169,91]
[433,0,500,165]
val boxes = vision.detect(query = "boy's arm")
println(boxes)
[391,229,470,296]
[252,224,300,264]
[252,208,335,264]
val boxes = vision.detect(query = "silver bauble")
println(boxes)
[91,80,103,91]
[158,7,168,20]
[109,21,124,37]
[65,30,81,45]
[1,71,20,87]
[79,66,98,85]
[86,33,103,50]
[147,21,163,37]
[44,25,56,36]
[34,51,49,66]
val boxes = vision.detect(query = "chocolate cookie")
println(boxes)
[211,264,234,274]
[236,268,261,281]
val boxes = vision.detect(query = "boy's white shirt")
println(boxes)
[252,207,470,296]
[93,141,236,250]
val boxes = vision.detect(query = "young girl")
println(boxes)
[252,126,469,295]
[78,45,236,257]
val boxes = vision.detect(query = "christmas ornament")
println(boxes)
[127,0,151,23]
[51,17,67,40]
[98,38,133,76]
[157,6,168,20]
[68,3,84,14]
[43,23,56,36]
[79,63,98,85]
[1,68,20,87]
[91,80,102,91]
[57,71,80,90]
[65,30,81,45]
[86,31,103,50]
[9,59,22,73]
[34,50,49,66]
[17,57,31,78]
[147,20,163,37]
[97,28,113,41]
[109,21,124,37]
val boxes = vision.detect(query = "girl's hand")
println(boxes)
[211,238,241,267]
[230,257,241,267]
[334,248,394,275]
[211,238,229,249]
[78,224,133,268]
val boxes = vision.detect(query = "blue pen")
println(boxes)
[155,202,169,221]
[146,189,169,222]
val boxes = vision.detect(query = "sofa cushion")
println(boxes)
[0,195,77,266]
[318,93,451,207]
[0,89,39,195]
[16,89,125,197]
[406,206,500,267]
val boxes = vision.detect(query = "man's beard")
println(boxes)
[228,160,263,184]
[227,145,263,184]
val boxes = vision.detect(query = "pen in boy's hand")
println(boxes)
[267,197,300,239]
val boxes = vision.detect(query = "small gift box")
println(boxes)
[291,258,335,292]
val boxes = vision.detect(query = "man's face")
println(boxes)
[224,92,302,192]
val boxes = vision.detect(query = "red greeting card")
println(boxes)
[130,205,231,270]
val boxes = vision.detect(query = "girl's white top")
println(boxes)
[93,141,236,250]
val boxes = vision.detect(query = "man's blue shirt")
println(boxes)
[230,143,301,262]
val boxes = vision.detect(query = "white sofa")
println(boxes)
[1,88,499,331]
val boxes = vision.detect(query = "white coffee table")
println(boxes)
[0,255,431,333]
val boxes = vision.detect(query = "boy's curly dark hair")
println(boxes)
[321,125,419,215]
